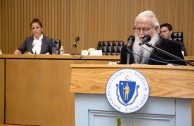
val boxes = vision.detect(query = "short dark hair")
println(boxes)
[160,23,173,31]
[30,18,43,28]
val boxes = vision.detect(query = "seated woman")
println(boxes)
[14,18,55,54]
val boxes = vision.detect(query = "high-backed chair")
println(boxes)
[171,32,188,56]
[97,41,125,55]
[53,39,61,54]
[171,32,183,42]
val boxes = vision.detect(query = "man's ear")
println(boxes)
[155,25,160,33]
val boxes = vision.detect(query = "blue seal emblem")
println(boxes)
[106,69,149,113]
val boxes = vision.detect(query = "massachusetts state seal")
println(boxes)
[106,69,149,113]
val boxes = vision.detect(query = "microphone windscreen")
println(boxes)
[128,35,135,42]
[142,35,151,43]
[75,37,80,41]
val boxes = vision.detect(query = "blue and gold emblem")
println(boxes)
[106,69,149,113]
[116,75,139,106]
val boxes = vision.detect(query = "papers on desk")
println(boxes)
[81,48,102,56]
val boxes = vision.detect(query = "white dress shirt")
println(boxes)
[32,34,43,54]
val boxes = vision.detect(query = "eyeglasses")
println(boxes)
[133,27,153,33]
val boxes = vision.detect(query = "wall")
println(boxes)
[0,0,194,55]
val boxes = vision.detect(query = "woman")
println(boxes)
[14,18,55,54]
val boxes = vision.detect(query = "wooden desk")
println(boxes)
[0,125,21,126]
[0,124,40,126]
[4,55,119,126]
[185,56,194,63]
[0,54,194,126]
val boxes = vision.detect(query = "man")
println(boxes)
[160,23,187,56]
[120,10,186,65]
[160,23,173,40]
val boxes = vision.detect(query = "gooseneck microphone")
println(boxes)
[142,35,194,66]
[71,37,80,55]
[127,35,135,47]
[139,34,151,45]
[126,35,135,64]
[73,37,80,47]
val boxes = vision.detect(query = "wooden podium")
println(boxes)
[70,64,194,126]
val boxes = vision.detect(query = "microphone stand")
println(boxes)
[71,43,77,55]
[71,37,80,55]
[126,46,131,64]
[127,53,130,64]
[126,35,135,64]
[145,43,194,66]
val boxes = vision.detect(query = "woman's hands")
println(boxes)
[14,49,21,54]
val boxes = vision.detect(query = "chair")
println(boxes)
[100,46,107,55]
[97,41,125,55]
[106,46,112,55]
[171,32,183,42]
[111,46,117,55]
[53,39,61,54]
[171,32,188,56]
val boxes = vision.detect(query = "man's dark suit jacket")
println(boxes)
[120,38,186,65]
[18,35,55,54]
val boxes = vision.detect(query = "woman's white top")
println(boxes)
[32,34,43,54]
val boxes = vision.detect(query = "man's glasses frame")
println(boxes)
[133,27,154,33]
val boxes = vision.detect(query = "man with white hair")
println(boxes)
[120,10,186,65]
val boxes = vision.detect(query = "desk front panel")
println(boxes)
[5,58,109,126]
[0,59,4,124]
[6,59,73,126]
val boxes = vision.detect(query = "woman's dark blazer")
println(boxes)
[18,35,55,54]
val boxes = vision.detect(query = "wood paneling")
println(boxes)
[0,59,5,124]
[0,0,194,55]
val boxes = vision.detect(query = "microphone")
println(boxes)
[71,37,80,55]
[141,35,194,66]
[126,35,135,64]
[127,35,135,47]
[73,37,80,47]
[139,34,151,45]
